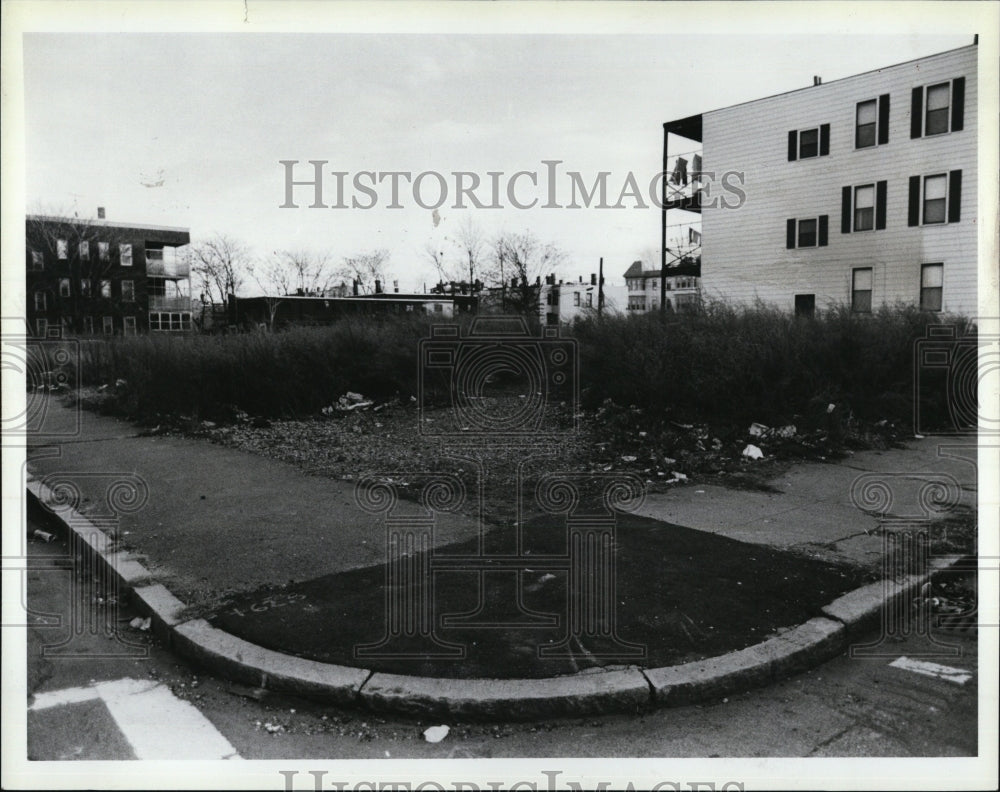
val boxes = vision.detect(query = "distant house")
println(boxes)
[623,259,702,313]
[662,43,977,316]
[539,273,627,325]
[26,212,192,336]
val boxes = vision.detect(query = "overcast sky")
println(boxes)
[23,32,972,291]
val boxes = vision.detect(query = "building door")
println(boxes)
[794,294,816,318]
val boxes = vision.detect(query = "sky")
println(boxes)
[23,31,974,293]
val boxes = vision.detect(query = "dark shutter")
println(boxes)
[788,131,798,161]
[877,93,890,144]
[948,170,962,222]
[951,77,965,132]
[841,186,852,233]
[786,218,796,249]
[818,215,829,247]
[875,180,887,230]
[910,86,923,138]
[819,124,830,156]
[908,175,921,226]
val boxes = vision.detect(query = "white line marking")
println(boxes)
[29,679,241,759]
[889,656,973,685]
[93,678,241,760]
[28,685,100,710]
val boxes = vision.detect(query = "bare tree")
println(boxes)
[339,249,390,295]
[247,258,294,330]
[455,217,488,288]
[278,249,339,295]
[488,230,565,315]
[186,233,250,306]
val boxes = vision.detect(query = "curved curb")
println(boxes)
[25,478,963,721]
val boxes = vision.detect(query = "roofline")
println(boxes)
[238,294,461,302]
[26,214,190,235]
[665,42,977,128]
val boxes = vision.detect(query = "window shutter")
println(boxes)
[875,180,887,230]
[841,186,852,233]
[951,77,965,132]
[819,124,830,156]
[787,219,796,249]
[910,86,923,138]
[818,215,829,247]
[908,175,921,226]
[788,131,798,161]
[948,170,962,222]
[877,94,890,144]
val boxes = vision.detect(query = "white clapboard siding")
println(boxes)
[700,45,977,315]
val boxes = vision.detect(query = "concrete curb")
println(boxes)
[25,479,964,721]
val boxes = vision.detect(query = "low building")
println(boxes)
[623,259,702,313]
[539,273,627,325]
[26,212,192,336]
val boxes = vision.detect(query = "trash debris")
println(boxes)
[129,617,151,631]
[748,422,769,438]
[671,471,688,481]
[263,722,284,734]
[621,455,637,463]
[423,725,450,743]
[32,529,55,543]
[115,378,127,388]
[201,420,216,429]
[826,403,836,414]
[742,444,764,460]
[776,424,797,439]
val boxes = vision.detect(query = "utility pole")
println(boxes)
[661,123,668,316]
[598,257,605,318]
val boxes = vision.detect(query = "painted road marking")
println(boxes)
[889,656,973,685]
[29,678,241,759]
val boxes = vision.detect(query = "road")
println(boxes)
[20,511,980,772]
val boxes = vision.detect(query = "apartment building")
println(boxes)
[662,43,977,316]
[26,213,192,336]
[623,259,701,313]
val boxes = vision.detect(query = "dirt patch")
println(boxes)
[204,512,870,679]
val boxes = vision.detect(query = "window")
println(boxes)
[854,94,890,148]
[59,278,71,298]
[911,78,965,138]
[36,318,48,337]
[433,303,443,313]
[788,124,830,161]
[30,250,44,270]
[573,292,581,306]
[102,316,114,335]
[79,241,90,260]
[585,292,593,307]
[854,185,875,231]
[922,174,947,224]
[787,216,829,249]
[921,264,943,311]
[57,239,68,260]
[83,316,94,334]
[123,316,137,335]
[856,100,877,148]
[100,280,112,298]
[121,280,135,302]
[34,291,47,311]
[852,268,873,313]
[794,294,815,318]
[80,278,91,297]
[799,128,819,158]
[98,242,109,261]
[842,181,887,233]
[148,313,160,331]
[119,244,133,266]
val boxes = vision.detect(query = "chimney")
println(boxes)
[813,76,822,86]
[393,279,399,293]
[578,275,583,283]
[375,279,382,294]
[97,207,106,219]
[352,278,359,296]
[590,273,597,285]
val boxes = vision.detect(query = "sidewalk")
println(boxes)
[24,396,977,717]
